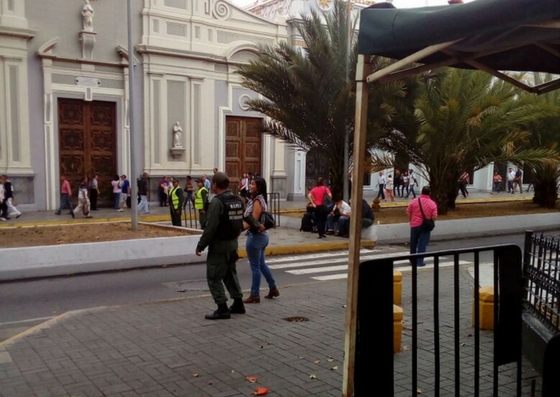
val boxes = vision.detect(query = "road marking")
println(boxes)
[265,249,385,263]
[0,316,54,326]
[268,252,410,269]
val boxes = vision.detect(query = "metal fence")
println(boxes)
[182,192,280,229]
[523,231,560,333]
[522,231,560,396]
[355,245,525,396]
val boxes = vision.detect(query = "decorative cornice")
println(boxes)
[0,26,36,40]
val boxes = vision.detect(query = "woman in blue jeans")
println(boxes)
[242,177,279,303]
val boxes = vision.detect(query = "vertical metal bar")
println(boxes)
[342,54,370,397]
[433,254,440,397]
[493,249,499,397]
[453,253,461,397]
[127,0,138,230]
[473,251,480,397]
[342,0,352,203]
[412,256,418,396]
[355,260,394,396]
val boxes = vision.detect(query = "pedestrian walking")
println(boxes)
[137,172,150,215]
[55,175,75,218]
[195,172,246,320]
[117,175,130,212]
[184,175,195,209]
[89,174,100,210]
[242,177,279,303]
[73,177,93,218]
[1,175,21,218]
[492,171,502,193]
[385,174,395,202]
[376,171,386,200]
[111,174,121,209]
[159,176,169,207]
[514,167,523,194]
[406,169,417,199]
[458,171,469,198]
[168,178,184,227]
[407,186,438,267]
[507,167,515,193]
[0,176,8,221]
[308,177,332,239]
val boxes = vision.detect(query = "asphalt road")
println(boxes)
[1,230,555,343]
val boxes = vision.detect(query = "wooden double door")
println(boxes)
[58,99,117,206]
[225,117,262,192]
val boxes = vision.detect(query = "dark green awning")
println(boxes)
[357,0,560,93]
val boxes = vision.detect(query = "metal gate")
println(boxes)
[354,245,526,396]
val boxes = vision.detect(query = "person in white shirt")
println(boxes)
[507,167,516,194]
[376,171,386,200]
[73,177,93,218]
[325,197,352,237]
[385,174,395,202]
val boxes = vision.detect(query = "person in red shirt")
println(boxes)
[307,177,332,239]
[406,186,438,266]
[55,175,75,218]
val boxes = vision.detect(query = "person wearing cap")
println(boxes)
[168,177,184,226]
[194,177,209,229]
[195,172,246,320]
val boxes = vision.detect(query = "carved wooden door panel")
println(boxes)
[58,99,117,206]
[225,117,262,192]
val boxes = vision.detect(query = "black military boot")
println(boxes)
[205,303,231,320]
[229,298,246,314]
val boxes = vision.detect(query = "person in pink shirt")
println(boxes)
[406,186,438,266]
[55,175,75,218]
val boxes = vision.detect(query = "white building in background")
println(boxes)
[0,0,518,212]
[0,0,294,210]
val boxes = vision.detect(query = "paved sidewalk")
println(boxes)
[0,266,541,397]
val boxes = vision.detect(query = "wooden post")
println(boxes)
[342,54,371,397]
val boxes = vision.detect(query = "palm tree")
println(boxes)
[235,0,407,195]
[521,73,560,207]
[374,68,558,214]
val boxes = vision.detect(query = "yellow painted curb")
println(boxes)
[0,312,73,348]
[238,240,376,259]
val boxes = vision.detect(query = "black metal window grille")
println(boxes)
[523,231,560,334]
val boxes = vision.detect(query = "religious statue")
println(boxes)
[172,121,183,148]
[82,0,94,32]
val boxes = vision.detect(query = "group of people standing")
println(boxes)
[377,169,419,201]
[195,172,279,320]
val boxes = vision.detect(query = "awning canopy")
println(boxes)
[357,0,560,94]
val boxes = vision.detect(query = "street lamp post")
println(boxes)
[127,0,138,230]
[342,0,352,203]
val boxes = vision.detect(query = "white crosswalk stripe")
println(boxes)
[267,250,474,281]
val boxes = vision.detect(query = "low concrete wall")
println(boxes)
[375,213,560,243]
[0,234,206,281]
[281,213,560,243]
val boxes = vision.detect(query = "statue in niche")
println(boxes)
[82,0,94,31]
[172,121,183,148]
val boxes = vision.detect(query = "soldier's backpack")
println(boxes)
[300,212,314,232]
[215,193,245,240]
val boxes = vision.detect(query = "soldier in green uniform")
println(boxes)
[195,172,246,320]
[168,178,184,226]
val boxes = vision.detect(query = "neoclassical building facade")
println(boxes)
[0,0,295,210]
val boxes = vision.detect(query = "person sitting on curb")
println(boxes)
[361,199,375,228]
[325,196,351,237]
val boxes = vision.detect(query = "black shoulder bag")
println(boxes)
[418,198,435,232]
